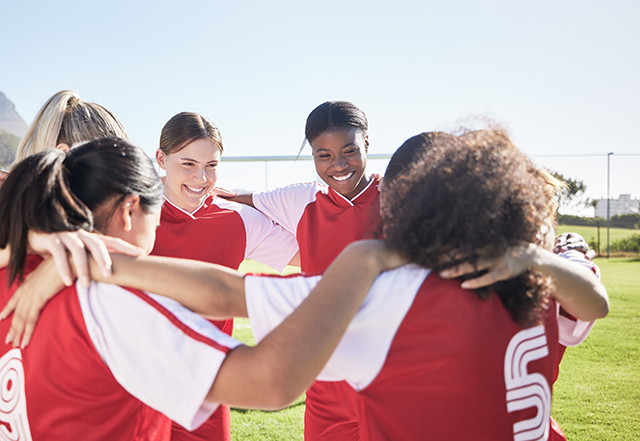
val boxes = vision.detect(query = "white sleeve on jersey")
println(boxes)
[245,266,431,391]
[214,199,299,272]
[556,249,602,346]
[252,182,322,235]
[77,282,243,431]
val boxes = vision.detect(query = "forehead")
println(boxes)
[172,138,221,160]
[311,129,365,150]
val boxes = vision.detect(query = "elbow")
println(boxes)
[258,367,306,410]
[596,287,610,320]
[261,364,311,410]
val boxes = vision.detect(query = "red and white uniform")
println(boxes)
[246,266,566,441]
[253,178,380,275]
[253,178,381,440]
[152,195,298,441]
[0,256,242,441]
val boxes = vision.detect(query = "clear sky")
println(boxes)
[1,0,638,214]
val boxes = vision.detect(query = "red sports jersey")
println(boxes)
[246,267,563,441]
[253,177,380,275]
[152,195,298,441]
[0,256,241,441]
[253,177,381,440]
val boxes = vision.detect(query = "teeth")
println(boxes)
[185,185,206,193]
[332,171,354,182]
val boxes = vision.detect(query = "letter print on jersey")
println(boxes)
[0,349,32,441]
[504,325,551,441]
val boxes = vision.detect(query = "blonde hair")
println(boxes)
[538,168,566,214]
[13,90,128,166]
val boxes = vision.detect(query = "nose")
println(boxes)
[193,166,206,183]
[331,154,348,170]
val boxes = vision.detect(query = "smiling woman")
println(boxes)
[157,137,221,213]
[221,100,380,441]
[150,112,299,441]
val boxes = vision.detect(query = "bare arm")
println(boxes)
[91,254,249,319]
[207,240,405,409]
[224,193,255,208]
[439,243,609,322]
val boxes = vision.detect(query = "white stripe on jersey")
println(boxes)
[245,265,431,391]
[77,282,242,431]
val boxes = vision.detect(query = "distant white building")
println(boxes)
[594,194,639,218]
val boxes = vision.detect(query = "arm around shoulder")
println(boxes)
[206,240,406,409]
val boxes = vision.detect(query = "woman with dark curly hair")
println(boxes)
[4,129,608,440]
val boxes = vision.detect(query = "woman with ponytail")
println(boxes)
[0,137,402,440]
[9,129,608,440]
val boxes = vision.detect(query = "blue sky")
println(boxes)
[1,0,638,213]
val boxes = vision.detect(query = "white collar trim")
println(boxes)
[163,195,207,219]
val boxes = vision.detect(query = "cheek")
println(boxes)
[207,168,219,184]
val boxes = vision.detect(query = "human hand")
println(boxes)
[1,257,61,349]
[28,230,143,288]
[438,243,538,289]
[211,186,238,198]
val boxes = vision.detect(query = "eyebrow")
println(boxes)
[179,157,219,163]
[315,142,358,152]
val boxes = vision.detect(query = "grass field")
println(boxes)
[231,257,640,440]
[557,225,639,256]
[552,257,640,440]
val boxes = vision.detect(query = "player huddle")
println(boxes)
[0,90,608,441]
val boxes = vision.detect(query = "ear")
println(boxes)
[55,143,71,152]
[363,135,369,154]
[121,195,141,232]
[156,149,167,170]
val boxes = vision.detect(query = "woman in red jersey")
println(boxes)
[113,130,607,440]
[153,112,299,440]
[4,130,608,440]
[227,100,380,440]
[0,138,402,441]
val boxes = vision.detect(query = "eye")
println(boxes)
[344,148,357,155]
[317,153,331,159]
[207,162,219,168]
[182,161,195,167]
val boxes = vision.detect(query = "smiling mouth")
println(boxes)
[184,185,207,194]
[331,171,355,182]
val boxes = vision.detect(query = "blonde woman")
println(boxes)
[0,90,135,283]
[14,90,128,164]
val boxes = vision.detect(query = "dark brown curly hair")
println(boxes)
[381,129,553,326]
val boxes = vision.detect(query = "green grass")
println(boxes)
[231,258,640,440]
[552,257,640,440]
[230,261,305,441]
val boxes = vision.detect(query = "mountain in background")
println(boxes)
[0,92,28,138]
[0,129,19,169]
[0,92,28,169]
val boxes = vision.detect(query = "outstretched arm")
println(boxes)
[439,243,609,322]
[207,240,405,409]
[93,254,249,319]
[213,188,255,208]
